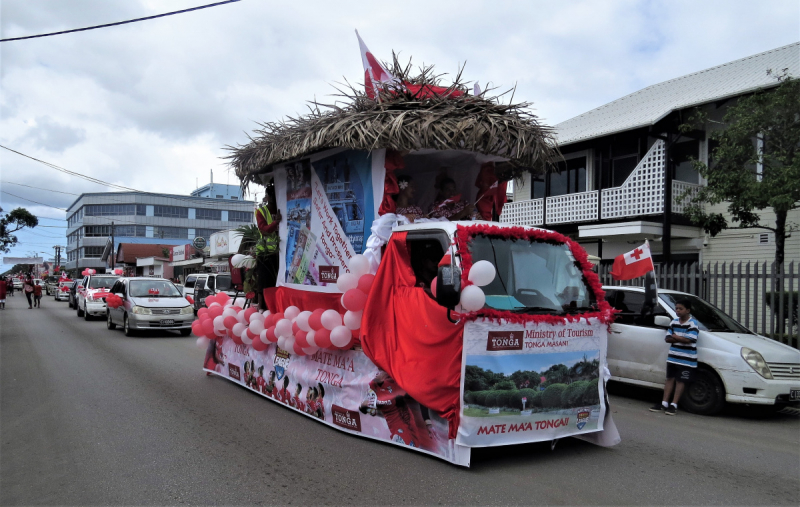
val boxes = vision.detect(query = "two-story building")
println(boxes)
[65,191,255,271]
[502,42,800,266]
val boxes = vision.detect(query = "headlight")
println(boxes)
[131,306,152,315]
[180,306,194,315]
[741,347,773,379]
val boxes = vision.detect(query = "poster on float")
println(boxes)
[457,319,607,447]
[203,336,464,464]
[282,150,375,288]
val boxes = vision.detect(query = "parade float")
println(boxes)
[195,36,620,466]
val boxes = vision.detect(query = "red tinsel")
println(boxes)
[454,223,614,326]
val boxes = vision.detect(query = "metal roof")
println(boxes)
[555,42,800,146]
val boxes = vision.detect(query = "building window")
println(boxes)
[153,226,188,239]
[84,204,140,216]
[84,225,111,237]
[530,156,587,199]
[194,228,222,239]
[216,195,224,199]
[82,246,105,258]
[673,139,700,184]
[230,196,238,200]
[136,204,146,216]
[153,205,188,218]
[227,210,251,222]
[67,208,84,226]
[195,208,222,221]
[115,225,147,237]
[601,137,640,189]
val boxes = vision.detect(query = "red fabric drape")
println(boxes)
[360,232,465,438]
[378,150,403,215]
[263,286,346,314]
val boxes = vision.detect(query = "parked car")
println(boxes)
[604,286,800,414]
[12,278,23,290]
[55,280,73,302]
[44,276,59,296]
[106,277,194,336]
[188,273,236,311]
[76,274,120,320]
[67,281,80,308]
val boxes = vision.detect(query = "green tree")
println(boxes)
[541,383,568,409]
[0,207,38,253]
[679,72,800,265]
[494,380,516,391]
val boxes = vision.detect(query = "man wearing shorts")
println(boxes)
[650,299,699,415]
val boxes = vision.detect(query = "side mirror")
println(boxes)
[435,264,461,309]
[654,315,672,328]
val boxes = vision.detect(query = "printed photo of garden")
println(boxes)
[463,351,601,417]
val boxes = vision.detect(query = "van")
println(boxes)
[189,273,235,310]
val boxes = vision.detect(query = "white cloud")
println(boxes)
[1,0,798,267]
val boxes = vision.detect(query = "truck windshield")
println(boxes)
[129,280,183,297]
[216,274,232,292]
[469,236,595,313]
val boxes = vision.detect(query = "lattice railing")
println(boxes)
[545,191,599,224]
[672,181,703,214]
[499,198,544,226]
[601,140,665,219]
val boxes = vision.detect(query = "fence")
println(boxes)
[597,261,798,349]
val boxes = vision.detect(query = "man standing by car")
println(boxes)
[650,299,700,415]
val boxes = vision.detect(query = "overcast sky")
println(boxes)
[1,0,798,270]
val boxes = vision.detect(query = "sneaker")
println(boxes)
[665,405,677,416]
[649,403,665,412]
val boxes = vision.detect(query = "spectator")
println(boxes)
[33,280,43,308]
[0,277,6,309]
[23,276,34,309]
[650,299,700,416]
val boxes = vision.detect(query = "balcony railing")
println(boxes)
[500,140,703,226]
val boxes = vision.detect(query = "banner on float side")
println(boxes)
[457,319,607,447]
[282,150,375,288]
[203,336,466,465]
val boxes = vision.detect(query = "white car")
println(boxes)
[604,286,800,414]
[76,274,120,320]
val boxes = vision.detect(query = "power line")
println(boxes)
[1,0,241,42]
[2,181,80,196]
[1,190,67,211]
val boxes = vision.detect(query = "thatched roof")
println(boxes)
[228,58,560,186]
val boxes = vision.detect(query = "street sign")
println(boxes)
[193,236,207,249]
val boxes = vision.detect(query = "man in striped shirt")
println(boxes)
[650,299,699,415]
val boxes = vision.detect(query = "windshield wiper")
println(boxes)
[509,306,560,314]
[565,306,596,314]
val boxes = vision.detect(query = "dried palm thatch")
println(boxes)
[228,56,560,189]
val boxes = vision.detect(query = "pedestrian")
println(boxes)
[23,276,34,309]
[7,277,14,297]
[0,277,6,309]
[650,298,700,415]
[33,280,43,308]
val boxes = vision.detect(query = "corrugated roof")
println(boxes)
[555,42,800,146]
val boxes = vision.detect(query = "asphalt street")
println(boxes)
[1,294,798,506]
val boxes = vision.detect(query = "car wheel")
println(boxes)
[107,311,117,330]
[83,304,91,321]
[681,367,725,415]
[179,328,191,337]
[77,302,84,317]
[123,315,135,337]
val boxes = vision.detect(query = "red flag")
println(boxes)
[356,30,397,98]
[610,241,655,280]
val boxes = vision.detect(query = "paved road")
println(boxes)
[2,294,798,506]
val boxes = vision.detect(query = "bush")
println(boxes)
[494,380,516,391]
[516,388,538,410]
[562,381,589,408]
[484,391,499,408]
[542,384,568,409]
[508,390,525,409]
[475,391,488,407]
[495,390,513,409]
[531,390,543,408]
[464,391,475,404]
[581,379,600,406]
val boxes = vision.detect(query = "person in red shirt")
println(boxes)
[290,383,306,412]
[314,384,326,419]
[0,278,7,309]
[33,280,43,308]
[305,387,318,415]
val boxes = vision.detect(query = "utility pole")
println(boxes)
[110,221,115,270]
[54,245,61,273]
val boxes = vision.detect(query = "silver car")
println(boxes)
[106,277,194,337]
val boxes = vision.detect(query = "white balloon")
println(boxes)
[305,330,317,347]
[222,307,237,319]
[459,285,486,312]
[259,329,270,345]
[348,254,370,277]
[284,336,296,353]
[196,337,210,349]
[295,311,313,332]
[468,260,496,287]
[321,309,342,331]
[236,310,247,324]
[231,253,246,267]
[275,318,293,338]
[241,331,253,345]
[336,273,359,293]
[302,346,319,355]
[213,315,226,330]
[232,323,246,337]
[277,335,287,350]
[343,310,363,330]
[250,312,265,323]
[330,326,352,348]
[283,306,301,320]
[249,319,265,334]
